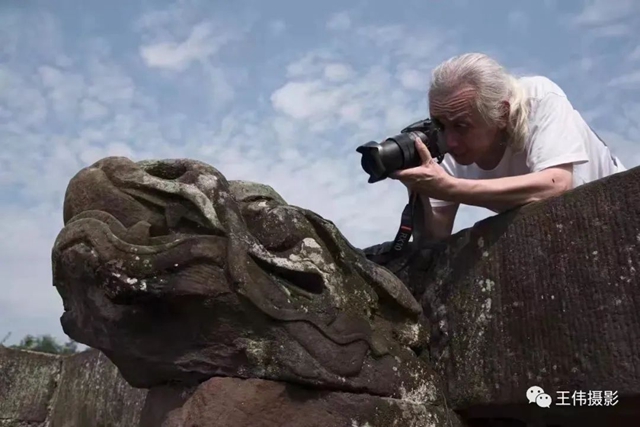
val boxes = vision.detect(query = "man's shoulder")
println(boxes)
[518,75,568,100]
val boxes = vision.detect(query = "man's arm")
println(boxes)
[413,195,459,242]
[445,164,573,212]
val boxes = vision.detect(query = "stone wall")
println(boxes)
[0,347,146,427]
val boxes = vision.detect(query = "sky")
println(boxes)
[1,0,639,346]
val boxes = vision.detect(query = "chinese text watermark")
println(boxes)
[527,386,618,408]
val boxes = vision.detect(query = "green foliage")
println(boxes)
[7,334,80,355]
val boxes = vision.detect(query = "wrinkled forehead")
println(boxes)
[429,85,478,122]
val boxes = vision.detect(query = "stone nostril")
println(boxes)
[141,161,188,180]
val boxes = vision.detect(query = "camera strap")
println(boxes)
[390,192,417,253]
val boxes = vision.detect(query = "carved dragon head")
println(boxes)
[52,157,439,402]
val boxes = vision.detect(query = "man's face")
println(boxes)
[429,86,504,166]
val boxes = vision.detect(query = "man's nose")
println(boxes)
[444,131,459,149]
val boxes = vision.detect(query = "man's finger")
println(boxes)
[390,168,417,180]
[389,169,411,180]
[414,137,433,165]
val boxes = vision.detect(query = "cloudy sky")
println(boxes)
[1,0,639,346]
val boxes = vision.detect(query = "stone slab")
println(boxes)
[411,166,640,415]
[0,347,62,423]
[48,349,147,427]
[140,376,466,427]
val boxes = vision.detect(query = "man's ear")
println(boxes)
[498,100,510,129]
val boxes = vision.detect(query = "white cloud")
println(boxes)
[0,205,65,317]
[589,24,632,38]
[85,60,136,107]
[38,65,85,119]
[339,103,363,123]
[324,63,354,82]
[200,62,236,107]
[507,10,529,32]
[140,22,217,71]
[135,9,250,110]
[396,69,426,91]
[571,0,639,38]
[271,81,343,120]
[326,12,351,31]
[608,71,640,88]
[627,45,640,61]
[598,129,640,167]
[269,22,448,136]
[80,99,110,121]
[572,0,636,26]
[285,50,337,78]
[134,8,178,33]
[0,67,48,127]
[268,20,286,36]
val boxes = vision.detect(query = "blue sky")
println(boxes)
[1,0,639,346]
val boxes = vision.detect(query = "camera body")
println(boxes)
[356,118,448,183]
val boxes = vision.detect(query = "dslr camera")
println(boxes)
[356,118,448,183]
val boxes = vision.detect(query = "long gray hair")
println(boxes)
[429,53,530,151]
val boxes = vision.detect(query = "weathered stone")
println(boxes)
[402,166,640,418]
[49,154,640,426]
[48,349,147,427]
[0,347,61,423]
[51,157,440,405]
[140,376,465,427]
[0,421,46,427]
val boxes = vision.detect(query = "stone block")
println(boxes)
[0,347,61,423]
[140,376,465,427]
[48,349,147,427]
[412,166,640,421]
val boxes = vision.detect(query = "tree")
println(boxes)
[7,334,80,355]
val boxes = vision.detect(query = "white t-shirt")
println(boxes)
[429,76,626,213]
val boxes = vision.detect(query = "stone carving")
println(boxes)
[51,155,640,426]
[51,156,441,405]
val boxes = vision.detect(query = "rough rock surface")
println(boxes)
[51,156,461,425]
[0,347,147,427]
[369,166,640,425]
[49,155,640,426]
[0,347,61,425]
[48,349,147,426]
[140,376,464,427]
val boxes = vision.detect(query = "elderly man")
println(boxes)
[390,52,625,240]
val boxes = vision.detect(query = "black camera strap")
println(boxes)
[390,192,417,253]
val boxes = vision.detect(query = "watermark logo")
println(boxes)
[527,386,552,408]
[527,386,619,407]
[556,390,619,406]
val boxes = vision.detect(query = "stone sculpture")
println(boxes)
[51,155,640,427]
[51,156,463,426]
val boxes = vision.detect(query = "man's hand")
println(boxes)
[389,136,454,200]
